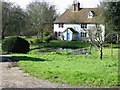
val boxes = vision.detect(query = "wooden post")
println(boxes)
[100,43,103,60]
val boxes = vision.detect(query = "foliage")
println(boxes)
[2,1,58,38]
[12,48,118,87]
[2,2,27,39]
[105,33,117,44]
[33,38,43,44]
[44,35,51,43]
[2,36,30,53]
[26,1,57,39]
[100,2,120,43]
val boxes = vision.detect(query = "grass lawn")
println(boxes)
[30,40,91,49]
[12,45,119,87]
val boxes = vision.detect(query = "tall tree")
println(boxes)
[2,2,27,39]
[26,1,57,40]
[100,1,120,43]
[87,4,106,60]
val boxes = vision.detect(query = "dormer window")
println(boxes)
[88,11,94,18]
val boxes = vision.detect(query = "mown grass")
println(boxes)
[12,48,119,87]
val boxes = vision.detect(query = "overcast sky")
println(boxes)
[6,0,101,14]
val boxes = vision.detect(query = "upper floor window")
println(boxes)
[58,23,64,28]
[88,11,94,18]
[81,23,87,28]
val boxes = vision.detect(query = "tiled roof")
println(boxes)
[54,8,98,24]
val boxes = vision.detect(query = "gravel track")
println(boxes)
[0,62,89,88]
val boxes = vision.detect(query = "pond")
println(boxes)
[37,48,90,55]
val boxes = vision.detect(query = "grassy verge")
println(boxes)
[12,48,119,87]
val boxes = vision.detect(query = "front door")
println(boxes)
[66,32,70,40]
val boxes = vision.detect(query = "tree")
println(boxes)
[88,24,104,60]
[100,2,120,43]
[2,2,27,39]
[26,1,57,41]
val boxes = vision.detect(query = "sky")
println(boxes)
[6,0,101,14]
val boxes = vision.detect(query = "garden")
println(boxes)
[1,36,118,87]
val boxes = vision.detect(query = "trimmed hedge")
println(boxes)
[2,36,30,53]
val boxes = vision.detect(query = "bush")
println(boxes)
[34,38,43,44]
[105,33,117,44]
[44,31,51,37]
[44,36,51,43]
[2,36,30,53]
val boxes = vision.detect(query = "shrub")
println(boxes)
[44,31,51,37]
[44,36,51,43]
[33,38,43,44]
[2,36,30,53]
[105,33,117,44]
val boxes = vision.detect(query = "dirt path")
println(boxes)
[0,62,89,88]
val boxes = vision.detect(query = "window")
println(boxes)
[81,23,87,28]
[81,32,87,37]
[58,32,61,36]
[58,23,64,28]
[88,11,94,18]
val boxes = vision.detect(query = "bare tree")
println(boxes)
[88,25,104,60]
[26,1,57,41]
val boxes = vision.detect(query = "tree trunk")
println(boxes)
[116,33,119,44]
[100,43,103,60]
[1,28,5,39]
[2,24,8,40]
[41,29,43,42]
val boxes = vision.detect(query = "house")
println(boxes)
[54,0,105,41]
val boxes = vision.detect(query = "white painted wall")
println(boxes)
[54,23,97,33]
[54,23,105,41]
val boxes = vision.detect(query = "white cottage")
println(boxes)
[54,0,105,41]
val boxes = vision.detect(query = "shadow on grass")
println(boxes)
[12,56,49,62]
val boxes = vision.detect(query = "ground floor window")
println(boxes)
[54,32,57,39]
[58,32,62,36]
[81,32,87,37]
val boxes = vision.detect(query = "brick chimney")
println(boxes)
[72,0,80,11]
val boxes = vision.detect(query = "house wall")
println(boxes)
[54,23,105,41]
[54,24,97,32]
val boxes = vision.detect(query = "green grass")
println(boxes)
[25,37,91,49]
[1,37,119,86]
[12,48,119,87]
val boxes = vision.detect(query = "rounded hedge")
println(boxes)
[2,36,30,53]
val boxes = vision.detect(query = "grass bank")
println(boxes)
[12,48,119,87]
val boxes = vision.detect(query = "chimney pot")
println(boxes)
[72,0,80,11]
